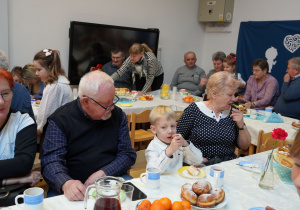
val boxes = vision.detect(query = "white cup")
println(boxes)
[250,109,257,120]
[140,168,160,189]
[15,187,44,210]
[265,107,272,117]
[209,166,225,187]
[171,86,177,100]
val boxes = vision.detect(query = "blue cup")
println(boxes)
[15,187,44,210]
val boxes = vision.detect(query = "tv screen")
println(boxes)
[68,21,160,85]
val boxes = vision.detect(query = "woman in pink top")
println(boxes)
[238,59,279,110]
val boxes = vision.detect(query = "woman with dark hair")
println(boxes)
[111,43,164,95]
[0,68,40,207]
[238,58,279,110]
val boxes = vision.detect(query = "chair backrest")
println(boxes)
[130,110,154,149]
[174,111,184,121]
[128,149,147,178]
[256,130,294,153]
[126,113,131,130]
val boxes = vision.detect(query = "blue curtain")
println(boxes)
[236,20,300,91]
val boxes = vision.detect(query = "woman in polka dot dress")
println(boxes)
[177,71,251,165]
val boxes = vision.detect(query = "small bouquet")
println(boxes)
[259,128,288,189]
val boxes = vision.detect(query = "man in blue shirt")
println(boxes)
[103,48,133,90]
[275,57,300,120]
[41,71,136,201]
[0,50,34,119]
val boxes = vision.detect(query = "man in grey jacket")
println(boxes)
[170,52,206,96]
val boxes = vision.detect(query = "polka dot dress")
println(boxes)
[177,103,238,160]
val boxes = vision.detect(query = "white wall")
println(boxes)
[6,0,204,84]
[0,0,8,55]
[4,0,300,84]
[201,0,300,72]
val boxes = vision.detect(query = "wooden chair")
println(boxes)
[128,149,147,178]
[32,153,41,170]
[126,113,131,130]
[174,111,184,121]
[256,130,294,153]
[130,110,155,150]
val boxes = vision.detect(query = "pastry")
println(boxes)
[187,165,200,176]
[181,183,193,192]
[196,194,216,208]
[211,188,225,204]
[292,121,300,128]
[192,180,212,195]
[274,146,294,168]
[181,189,197,205]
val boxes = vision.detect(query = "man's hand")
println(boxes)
[62,180,86,201]
[283,73,291,83]
[84,170,106,188]
[200,76,207,87]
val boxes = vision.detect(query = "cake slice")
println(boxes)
[187,164,200,176]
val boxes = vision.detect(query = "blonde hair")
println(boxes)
[22,64,40,81]
[149,105,176,125]
[207,71,239,99]
[129,43,152,55]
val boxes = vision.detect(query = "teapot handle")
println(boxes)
[84,184,95,209]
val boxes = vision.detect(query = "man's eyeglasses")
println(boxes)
[0,90,13,101]
[83,95,120,112]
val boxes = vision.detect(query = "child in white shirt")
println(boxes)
[145,105,203,173]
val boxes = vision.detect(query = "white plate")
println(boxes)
[193,197,227,209]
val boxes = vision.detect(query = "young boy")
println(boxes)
[145,105,203,173]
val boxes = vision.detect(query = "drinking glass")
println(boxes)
[251,159,264,180]
[250,110,257,120]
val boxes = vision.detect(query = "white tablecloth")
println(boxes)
[244,115,298,146]
[116,93,191,115]
[3,151,298,210]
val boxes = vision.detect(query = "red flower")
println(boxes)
[271,128,288,140]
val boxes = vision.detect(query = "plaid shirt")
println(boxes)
[41,100,136,193]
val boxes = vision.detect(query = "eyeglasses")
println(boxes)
[0,90,13,101]
[252,69,262,73]
[83,94,120,112]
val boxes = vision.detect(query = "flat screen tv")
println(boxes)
[68,21,160,85]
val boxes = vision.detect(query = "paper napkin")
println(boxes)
[264,112,284,123]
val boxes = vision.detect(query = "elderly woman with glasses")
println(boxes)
[177,71,251,165]
[0,69,41,207]
[238,58,279,110]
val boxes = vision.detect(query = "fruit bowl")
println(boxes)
[160,91,170,100]
[182,96,195,103]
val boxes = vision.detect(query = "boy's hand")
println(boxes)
[165,135,182,157]
[173,134,189,147]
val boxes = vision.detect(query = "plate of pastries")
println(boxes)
[115,88,130,96]
[181,180,227,209]
[292,121,300,129]
[177,165,206,179]
[139,95,154,101]
[232,104,247,114]
[274,145,294,168]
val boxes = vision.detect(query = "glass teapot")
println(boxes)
[84,176,125,210]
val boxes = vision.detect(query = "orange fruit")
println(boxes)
[172,201,183,210]
[180,200,191,209]
[150,202,167,210]
[138,200,152,210]
[159,197,172,210]
[152,200,161,206]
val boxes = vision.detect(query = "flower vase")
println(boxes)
[259,152,274,190]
